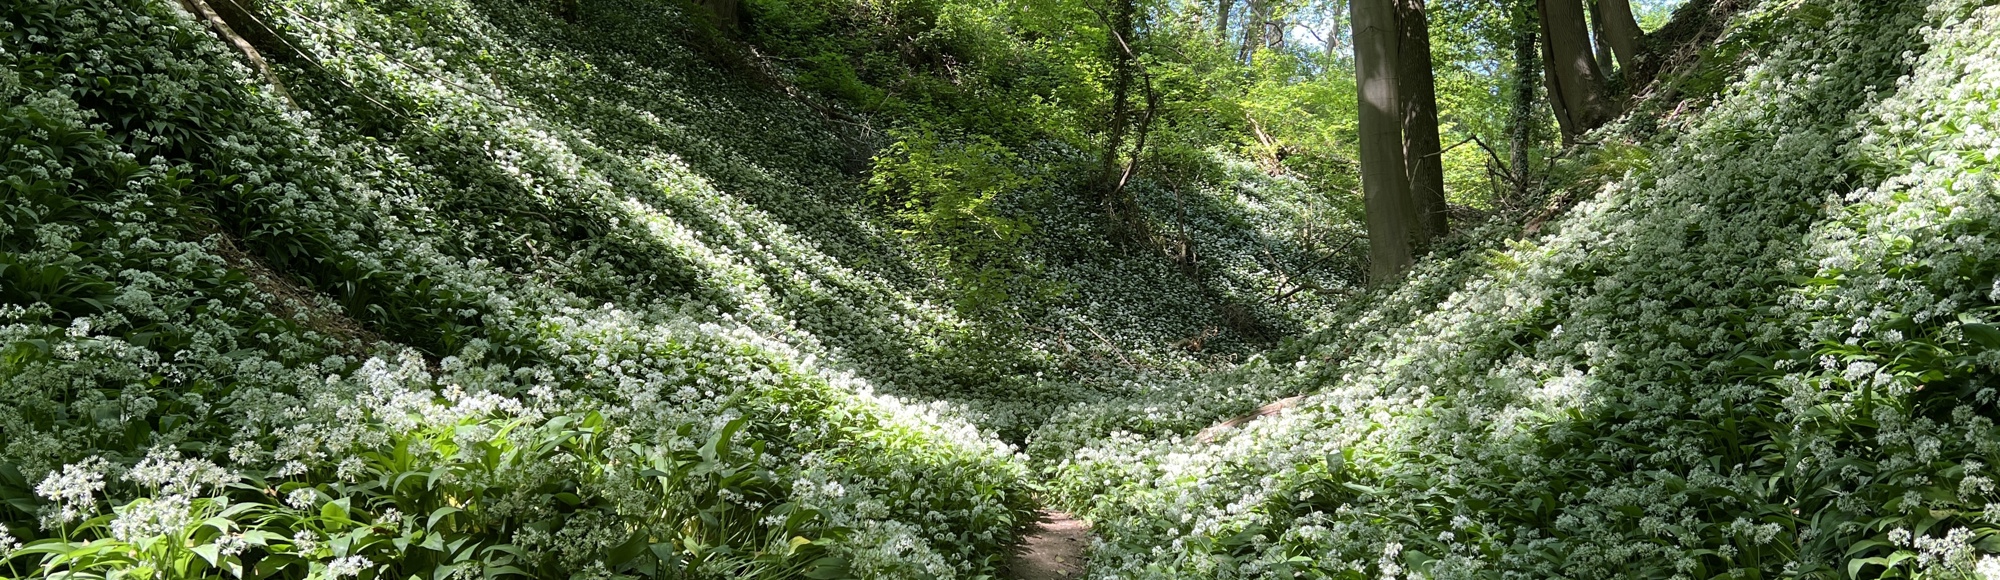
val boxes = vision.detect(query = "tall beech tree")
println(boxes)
[1539,0,1611,140]
[1216,0,1234,39]
[1395,0,1448,252]
[1597,0,1643,73]
[1588,0,1616,74]
[1240,0,1275,62]
[1351,0,1417,283]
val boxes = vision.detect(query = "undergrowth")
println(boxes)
[1039,0,2000,577]
[6,0,2000,577]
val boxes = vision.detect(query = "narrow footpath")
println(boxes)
[1007,510,1091,579]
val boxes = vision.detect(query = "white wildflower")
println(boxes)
[35,456,110,527]
[327,555,372,578]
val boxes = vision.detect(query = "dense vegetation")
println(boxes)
[3,0,2000,577]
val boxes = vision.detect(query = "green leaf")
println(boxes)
[322,496,352,522]
[1963,323,2000,350]
[428,506,462,530]
[803,556,850,579]
[193,543,222,567]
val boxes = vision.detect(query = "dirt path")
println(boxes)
[1007,510,1090,579]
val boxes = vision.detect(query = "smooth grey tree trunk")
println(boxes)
[1598,0,1643,72]
[1396,0,1448,253]
[1588,0,1615,76]
[1241,0,1270,62]
[1216,0,1234,42]
[1352,0,1417,283]
[1538,0,1611,139]
[1539,21,1577,139]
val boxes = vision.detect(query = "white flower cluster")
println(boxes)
[1043,0,2000,577]
[0,0,1085,574]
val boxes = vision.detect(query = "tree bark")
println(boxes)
[1241,0,1270,62]
[1587,0,1615,76]
[1352,0,1417,283]
[1538,0,1611,139]
[1395,0,1448,253]
[1539,22,1576,139]
[1508,0,1540,202]
[1100,0,1139,221]
[1263,10,1286,52]
[1215,0,1234,42]
[1597,0,1642,72]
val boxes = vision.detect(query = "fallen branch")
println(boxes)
[179,0,295,108]
[1194,395,1306,443]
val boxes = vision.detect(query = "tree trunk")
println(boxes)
[1241,0,1270,62]
[1508,0,1540,202]
[1587,0,1615,76]
[1323,0,1348,67]
[1352,0,1417,283]
[1598,0,1642,72]
[1538,0,1611,139]
[1539,23,1576,139]
[1215,0,1234,42]
[1100,0,1139,220]
[1263,7,1285,53]
[1395,0,1448,253]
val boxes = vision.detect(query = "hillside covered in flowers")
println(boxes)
[4,0,2000,577]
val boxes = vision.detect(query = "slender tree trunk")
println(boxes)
[1263,8,1285,52]
[1538,0,1611,139]
[1352,0,1416,283]
[1508,0,1540,202]
[1323,0,1348,68]
[1100,0,1139,220]
[1116,73,1162,194]
[1216,0,1234,42]
[1241,0,1270,62]
[1598,0,1642,72]
[1325,25,1340,63]
[1395,0,1447,251]
[1587,0,1615,76]
[1539,21,1576,140]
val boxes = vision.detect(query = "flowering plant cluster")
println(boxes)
[0,0,1172,574]
[1039,0,2000,577]
[0,0,1363,573]
[15,0,1997,576]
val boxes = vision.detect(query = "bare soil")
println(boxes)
[1007,510,1091,580]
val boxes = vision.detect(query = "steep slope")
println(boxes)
[0,0,1360,574]
[0,0,1044,576]
[1040,0,2000,577]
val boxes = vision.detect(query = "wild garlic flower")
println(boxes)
[326,555,372,578]
[125,448,237,496]
[215,534,248,557]
[109,495,193,542]
[35,456,110,527]
[0,527,20,559]
[284,488,318,511]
